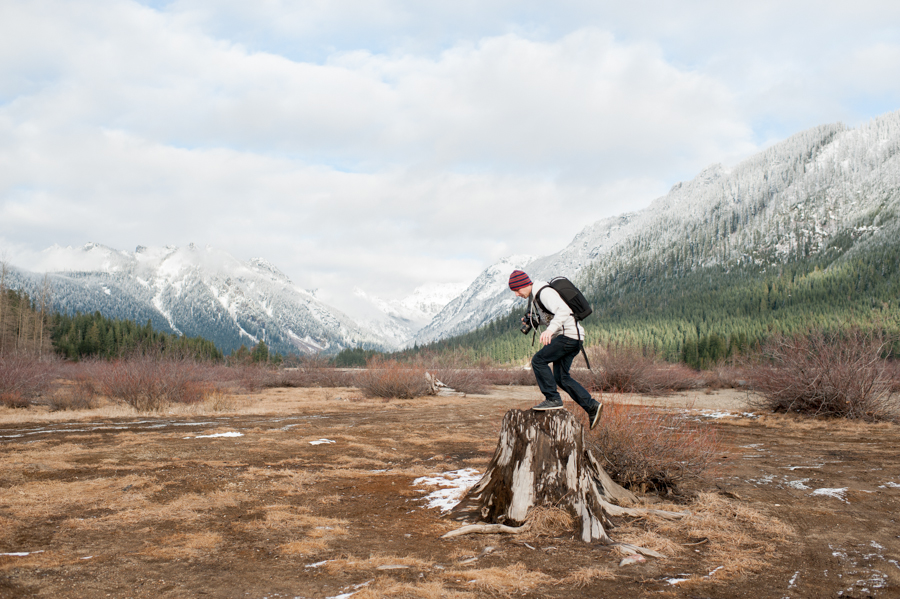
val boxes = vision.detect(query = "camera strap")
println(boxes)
[527,297,538,347]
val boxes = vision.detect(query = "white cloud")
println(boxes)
[1,0,899,311]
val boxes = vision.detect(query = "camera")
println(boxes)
[520,312,538,334]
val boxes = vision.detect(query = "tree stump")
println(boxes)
[447,409,684,550]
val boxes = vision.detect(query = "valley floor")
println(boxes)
[1,387,899,598]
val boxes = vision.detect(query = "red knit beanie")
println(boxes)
[508,270,532,290]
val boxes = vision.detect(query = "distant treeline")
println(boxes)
[401,241,900,368]
[50,311,225,362]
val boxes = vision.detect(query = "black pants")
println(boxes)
[531,335,594,413]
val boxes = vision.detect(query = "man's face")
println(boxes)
[513,285,532,299]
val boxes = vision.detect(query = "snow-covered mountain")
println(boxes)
[8,111,899,354]
[413,256,535,345]
[416,110,900,344]
[349,283,468,348]
[6,243,390,355]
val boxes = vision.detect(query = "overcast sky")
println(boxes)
[2,1,899,310]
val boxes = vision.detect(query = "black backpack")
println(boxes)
[532,277,593,370]
[534,277,592,322]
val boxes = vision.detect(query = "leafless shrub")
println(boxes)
[885,360,900,393]
[95,357,223,412]
[0,392,29,408]
[424,368,488,395]
[702,365,750,390]
[585,398,719,493]
[0,356,56,406]
[746,329,898,421]
[48,374,100,411]
[259,358,357,389]
[581,344,699,395]
[357,358,432,399]
[402,350,490,395]
[481,368,538,386]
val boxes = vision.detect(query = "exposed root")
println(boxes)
[609,542,666,559]
[596,494,688,520]
[441,522,531,539]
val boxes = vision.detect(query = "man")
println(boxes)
[509,269,603,429]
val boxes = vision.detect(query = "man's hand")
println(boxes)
[539,330,553,345]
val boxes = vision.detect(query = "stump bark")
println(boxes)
[449,409,678,546]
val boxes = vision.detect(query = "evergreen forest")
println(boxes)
[403,240,900,368]
[50,311,224,362]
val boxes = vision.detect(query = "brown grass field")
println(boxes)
[1,385,899,598]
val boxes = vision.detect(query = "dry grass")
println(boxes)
[523,506,574,539]
[137,532,222,559]
[277,539,330,556]
[442,562,553,595]
[614,492,794,580]
[353,579,476,599]
[323,554,438,573]
[559,566,616,587]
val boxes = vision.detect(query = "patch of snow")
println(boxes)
[189,432,243,439]
[785,479,811,490]
[1,550,44,556]
[413,468,482,512]
[310,438,336,445]
[812,487,848,502]
[699,410,734,419]
[879,481,900,488]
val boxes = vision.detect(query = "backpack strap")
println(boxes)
[533,285,551,316]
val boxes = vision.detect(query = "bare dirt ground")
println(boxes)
[1,386,899,598]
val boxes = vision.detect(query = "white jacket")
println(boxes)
[530,280,585,341]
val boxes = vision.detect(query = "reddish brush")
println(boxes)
[580,344,699,395]
[95,357,223,412]
[255,359,357,389]
[582,398,719,493]
[357,358,431,399]
[0,356,57,406]
[481,368,538,386]
[747,329,898,421]
[425,368,489,395]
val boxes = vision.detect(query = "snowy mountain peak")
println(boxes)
[14,243,389,355]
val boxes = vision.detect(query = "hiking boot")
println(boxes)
[588,401,603,430]
[532,398,564,411]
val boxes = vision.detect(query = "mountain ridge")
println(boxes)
[415,113,900,346]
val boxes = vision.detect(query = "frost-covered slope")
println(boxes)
[350,283,467,348]
[8,243,387,355]
[414,256,535,345]
[416,110,900,344]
